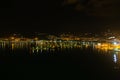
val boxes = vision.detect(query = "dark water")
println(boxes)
[0,41,120,79]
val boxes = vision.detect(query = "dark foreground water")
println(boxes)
[0,41,120,79]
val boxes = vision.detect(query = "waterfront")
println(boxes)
[0,40,120,79]
[0,40,120,66]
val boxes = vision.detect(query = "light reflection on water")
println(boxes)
[0,41,118,52]
[0,40,120,68]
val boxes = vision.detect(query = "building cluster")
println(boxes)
[0,31,119,42]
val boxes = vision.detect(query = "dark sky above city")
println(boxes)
[0,0,120,33]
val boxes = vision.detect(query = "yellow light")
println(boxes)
[11,37,15,40]
[15,38,20,42]
[34,37,38,40]
[12,43,15,50]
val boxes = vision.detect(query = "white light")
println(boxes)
[113,42,117,45]
[113,54,117,63]
[108,36,115,39]
[98,43,101,46]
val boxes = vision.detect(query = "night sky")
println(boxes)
[0,0,120,33]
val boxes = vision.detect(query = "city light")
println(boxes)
[0,32,120,53]
[113,42,117,45]
[98,43,101,46]
[11,37,15,40]
[113,54,117,63]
